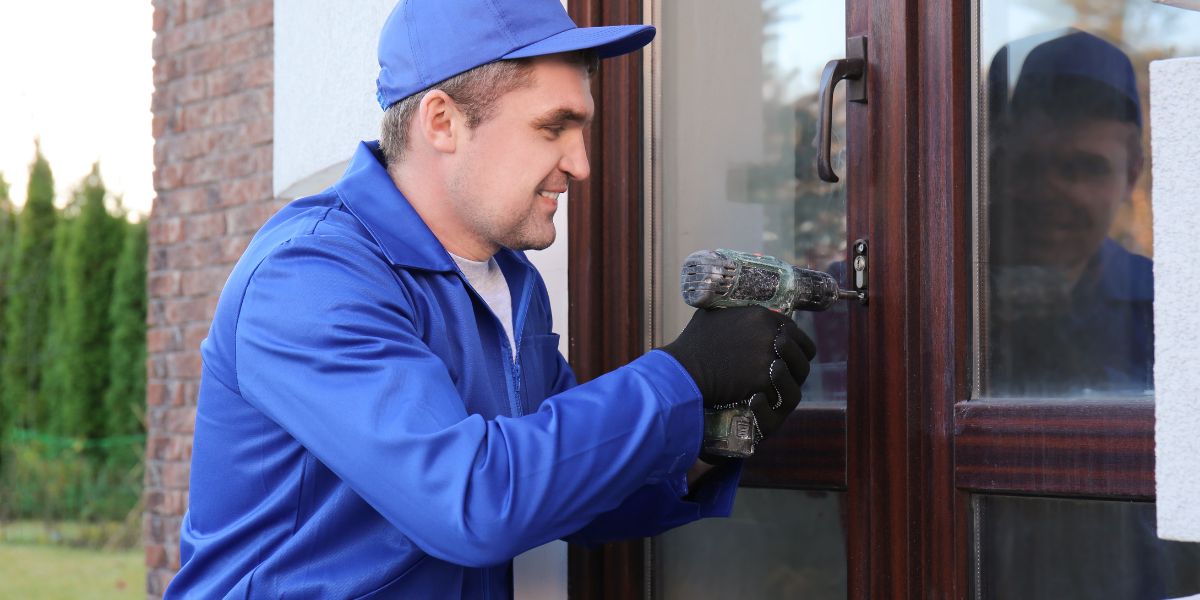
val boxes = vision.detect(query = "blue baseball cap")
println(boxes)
[376,0,656,110]
[989,29,1141,126]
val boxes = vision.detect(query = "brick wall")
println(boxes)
[147,0,279,596]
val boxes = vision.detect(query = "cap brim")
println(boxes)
[502,24,656,60]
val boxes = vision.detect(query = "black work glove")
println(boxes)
[661,306,816,450]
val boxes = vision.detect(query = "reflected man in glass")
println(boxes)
[986,30,1152,397]
[979,31,1200,600]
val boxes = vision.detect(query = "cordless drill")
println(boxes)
[680,249,863,458]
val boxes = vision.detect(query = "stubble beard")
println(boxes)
[446,153,560,251]
[496,203,556,251]
[449,183,556,254]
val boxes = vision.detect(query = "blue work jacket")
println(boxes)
[985,238,1154,396]
[167,142,739,599]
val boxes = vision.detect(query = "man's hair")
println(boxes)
[381,51,599,166]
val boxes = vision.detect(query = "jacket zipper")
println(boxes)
[456,265,533,419]
[500,335,522,418]
[507,275,534,418]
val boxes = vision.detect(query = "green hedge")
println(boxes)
[0,154,146,531]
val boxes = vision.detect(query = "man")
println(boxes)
[985,30,1152,397]
[166,1,814,597]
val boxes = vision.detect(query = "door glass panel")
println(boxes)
[656,0,850,403]
[975,0,1200,398]
[656,489,847,599]
[972,495,1200,599]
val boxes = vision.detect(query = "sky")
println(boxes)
[0,1,155,218]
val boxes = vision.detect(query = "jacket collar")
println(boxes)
[333,141,457,272]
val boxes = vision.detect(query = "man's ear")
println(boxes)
[417,90,459,154]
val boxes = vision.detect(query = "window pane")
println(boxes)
[972,495,1200,599]
[656,0,849,402]
[656,489,846,599]
[975,0,1200,397]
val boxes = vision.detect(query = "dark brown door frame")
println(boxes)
[565,1,649,598]
[910,0,972,596]
[846,0,913,595]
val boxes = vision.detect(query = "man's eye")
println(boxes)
[542,126,564,137]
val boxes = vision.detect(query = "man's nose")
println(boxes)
[560,131,591,182]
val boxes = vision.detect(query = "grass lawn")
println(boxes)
[0,543,143,599]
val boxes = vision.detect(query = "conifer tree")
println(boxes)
[2,146,58,434]
[40,209,75,435]
[0,173,14,433]
[60,165,124,441]
[104,220,146,458]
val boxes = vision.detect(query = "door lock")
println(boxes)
[852,238,868,304]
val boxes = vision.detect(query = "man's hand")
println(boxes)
[661,306,816,449]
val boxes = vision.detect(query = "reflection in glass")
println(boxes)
[978,1,1200,397]
[656,489,846,599]
[973,495,1200,599]
[657,0,849,403]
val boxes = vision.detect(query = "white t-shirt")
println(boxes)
[451,253,516,358]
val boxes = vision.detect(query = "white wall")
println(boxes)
[274,0,394,199]
[1152,56,1200,544]
[274,2,570,596]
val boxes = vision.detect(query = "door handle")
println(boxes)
[816,36,868,183]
